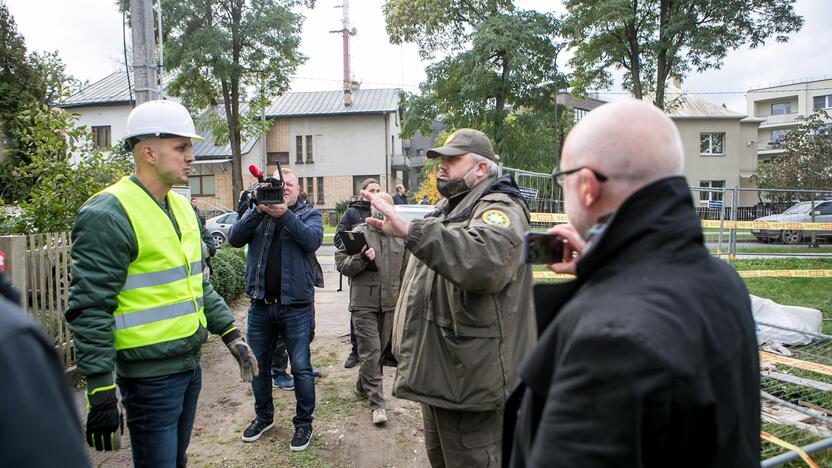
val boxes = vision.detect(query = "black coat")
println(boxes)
[335,200,371,249]
[503,177,760,468]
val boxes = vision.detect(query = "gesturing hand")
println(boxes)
[361,190,411,238]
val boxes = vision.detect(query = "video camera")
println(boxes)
[247,163,284,205]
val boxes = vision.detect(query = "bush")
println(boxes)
[209,246,247,302]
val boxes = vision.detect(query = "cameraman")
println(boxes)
[227,168,323,451]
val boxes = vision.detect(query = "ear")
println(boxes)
[475,160,489,178]
[137,142,157,166]
[576,168,602,208]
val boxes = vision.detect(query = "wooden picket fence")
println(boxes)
[24,232,75,370]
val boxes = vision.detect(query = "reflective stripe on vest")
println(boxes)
[98,177,207,350]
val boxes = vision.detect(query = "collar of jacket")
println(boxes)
[520,176,705,397]
[348,200,370,210]
[437,175,525,223]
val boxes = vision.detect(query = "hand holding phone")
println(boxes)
[524,232,566,264]
[523,224,586,275]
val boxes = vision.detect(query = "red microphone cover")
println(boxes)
[248,164,263,178]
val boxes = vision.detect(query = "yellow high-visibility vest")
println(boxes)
[98,177,206,350]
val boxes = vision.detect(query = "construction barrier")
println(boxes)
[533,270,832,280]
[531,212,832,232]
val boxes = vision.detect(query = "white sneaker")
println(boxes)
[372,408,388,425]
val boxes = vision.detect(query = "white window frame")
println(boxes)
[699,180,725,202]
[813,95,832,111]
[700,132,725,156]
[771,102,792,115]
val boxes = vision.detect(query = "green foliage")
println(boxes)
[0,4,84,202]
[209,246,247,302]
[335,199,351,218]
[386,1,565,172]
[413,158,440,204]
[757,109,832,202]
[564,0,804,108]
[160,0,310,199]
[0,104,132,234]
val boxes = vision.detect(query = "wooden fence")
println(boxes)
[0,233,75,369]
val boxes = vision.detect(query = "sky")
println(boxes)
[4,0,830,114]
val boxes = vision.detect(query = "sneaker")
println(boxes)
[290,426,313,452]
[372,408,388,425]
[312,368,321,378]
[344,352,358,369]
[241,419,274,443]
[272,373,294,391]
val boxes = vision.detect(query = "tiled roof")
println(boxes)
[59,72,134,108]
[265,88,399,117]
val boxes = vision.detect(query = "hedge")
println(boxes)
[209,246,247,302]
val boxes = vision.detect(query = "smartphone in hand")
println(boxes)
[524,232,565,264]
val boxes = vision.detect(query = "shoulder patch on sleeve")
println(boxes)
[481,209,510,227]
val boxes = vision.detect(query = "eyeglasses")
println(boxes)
[552,166,609,187]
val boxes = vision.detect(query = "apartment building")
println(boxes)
[746,76,832,161]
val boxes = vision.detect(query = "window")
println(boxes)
[188,175,215,196]
[91,126,111,149]
[816,202,832,216]
[814,95,832,110]
[268,152,289,165]
[295,135,304,164]
[305,135,314,163]
[699,133,725,156]
[770,129,788,148]
[306,177,313,197]
[771,102,791,115]
[316,177,324,205]
[699,180,725,202]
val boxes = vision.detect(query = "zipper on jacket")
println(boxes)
[253,216,273,298]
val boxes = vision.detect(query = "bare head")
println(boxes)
[395,184,404,195]
[560,99,684,238]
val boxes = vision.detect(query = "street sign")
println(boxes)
[519,187,539,199]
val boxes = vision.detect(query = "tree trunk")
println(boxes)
[654,0,673,109]
[222,79,243,201]
[494,51,510,156]
[625,1,642,100]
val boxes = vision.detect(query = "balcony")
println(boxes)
[757,141,785,153]
[758,113,800,128]
[391,153,410,169]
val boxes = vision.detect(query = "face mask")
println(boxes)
[436,164,477,199]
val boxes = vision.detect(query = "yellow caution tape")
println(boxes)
[533,270,832,280]
[759,351,832,377]
[760,431,819,468]
[739,270,832,278]
[530,213,832,230]
[530,213,569,223]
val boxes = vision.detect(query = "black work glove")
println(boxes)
[222,329,259,382]
[85,386,122,451]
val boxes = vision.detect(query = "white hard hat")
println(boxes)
[123,100,204,142]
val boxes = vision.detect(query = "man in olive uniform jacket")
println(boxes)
[363,128,536,467]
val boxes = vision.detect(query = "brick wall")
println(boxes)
[267,119,288,152]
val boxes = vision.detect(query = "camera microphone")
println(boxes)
[249,164,264,179]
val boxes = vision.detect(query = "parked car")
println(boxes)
[205,212,239,248]
[751,200,832,244]
[395,204,435,221]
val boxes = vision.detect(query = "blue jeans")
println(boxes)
[247,301,315,428]
[117,367,201,468]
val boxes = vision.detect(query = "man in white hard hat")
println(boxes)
[66,100,258,467]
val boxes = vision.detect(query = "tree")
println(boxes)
[385,1,565,172]
[413,158,440,204]
[160,0,310,198]
[0,4,82,203]
[0,104,132,234]
[757,109,832,202]
[565,0,803,109]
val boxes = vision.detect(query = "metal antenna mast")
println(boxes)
[330,0,357,102]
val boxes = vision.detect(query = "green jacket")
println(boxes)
[66,176,237,391]
[392,176,537,411]
[334,223,407,312]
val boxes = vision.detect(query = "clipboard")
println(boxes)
[337,230,378,271]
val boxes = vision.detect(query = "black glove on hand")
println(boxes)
[85,386,122,451]
[223,330,259,382]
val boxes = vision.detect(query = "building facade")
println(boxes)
[745,76,832,162]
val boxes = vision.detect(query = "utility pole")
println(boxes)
[330,0,357,105]
[130,0,160,104]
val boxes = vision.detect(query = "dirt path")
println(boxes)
[85,271,429,467]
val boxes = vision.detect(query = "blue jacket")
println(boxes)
[227,200,323,304]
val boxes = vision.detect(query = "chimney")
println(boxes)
[343,88,352,107]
